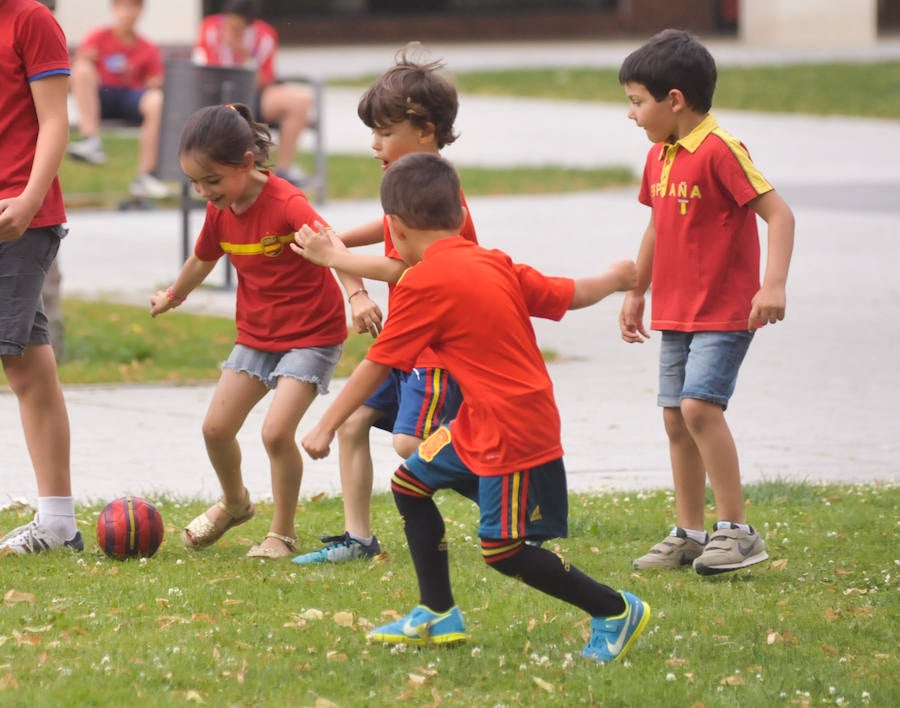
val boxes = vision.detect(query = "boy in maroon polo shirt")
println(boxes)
[0,0,81,555]
[618,29,795,575]
[298,153,649,663]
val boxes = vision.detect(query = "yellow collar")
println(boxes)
[657,113,718,159]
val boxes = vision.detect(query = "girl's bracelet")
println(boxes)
[165,286,186,305]
[348,287,368,303]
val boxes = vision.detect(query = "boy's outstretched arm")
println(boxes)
[302,359,391,459]
[292,223,407,283]
[619,216,655,343]
[749,190,795,330]
[570,259,638,310]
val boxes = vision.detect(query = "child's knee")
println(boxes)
[260,422,295,455]
[392,433,420,459]
[481,538,525,575]
[679,397,724,434]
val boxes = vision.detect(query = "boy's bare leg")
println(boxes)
[663,406,707,531]
[137,87,163,175]
[3,345,70,496]
[336,405,383,538]
[69,57,101,138]
[261,83,312,173]
[392,433,421,460]
[679,398,746,523]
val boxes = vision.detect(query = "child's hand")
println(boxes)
[609,259,638,292]
[351,294,383,338]
[620,292,649,343]
[302,424,335,460]
[149,290,175,318]
[748,284,787,330]
[291,222,337,267]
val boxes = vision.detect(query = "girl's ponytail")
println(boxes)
[179,102,274,167]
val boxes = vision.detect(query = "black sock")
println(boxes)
[393,487,454,613]
[487,542,625,617]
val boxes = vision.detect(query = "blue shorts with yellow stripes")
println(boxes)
[397,426,568,542]
[366,367,462,438]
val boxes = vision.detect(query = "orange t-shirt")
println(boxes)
[382,190,478,369]
[366,237,575,476]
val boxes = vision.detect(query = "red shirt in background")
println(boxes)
[193,14,278,87]
[366,237,575,476]
[79,27,163,89]
[0,0,69,228]
[194,174,346,351]
[639,114,773,332]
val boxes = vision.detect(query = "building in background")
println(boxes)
[53,1,900,51]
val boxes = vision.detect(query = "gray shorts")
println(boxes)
[0,225,65,356]
[222,342,342,394]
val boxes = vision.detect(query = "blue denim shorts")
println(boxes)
[222,343,342,393]
[0,225,64,356]
[658,330,754,410]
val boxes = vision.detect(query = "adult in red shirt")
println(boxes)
[68,0,170,199]
[193,0,313,186]
[149,103,370,560]
[300,153,651,664]
[0,0,81,555]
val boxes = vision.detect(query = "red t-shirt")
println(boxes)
[194,173,346,351]
[383,190,478,369]
[0,0,68,228]
[79,27,163,90]
[193,15,277,87]
[638,114,773,332]
[366,237,575,476]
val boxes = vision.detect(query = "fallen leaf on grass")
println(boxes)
[769,558,788,570]
[532,676,554,693]
[820,644,839,656]
[325,650,347,661]
[309,492,326,502]
[333,611,354,628]
[314,699,338,708]
[666,657,689,667]
[766,631,782,645]
[408,673,429,686]
[301,608,324,620]
[0,674,19,690]
[843,588,868,596]
[719,674,744,686]
[3,589,35,604]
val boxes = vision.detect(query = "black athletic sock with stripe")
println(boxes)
[488,542,625,617]
[392,487,455,613]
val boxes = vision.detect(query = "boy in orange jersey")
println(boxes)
[298,152,649,663]
[618,29,795,575]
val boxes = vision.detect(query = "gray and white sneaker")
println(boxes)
[693,524,768,576]
[0,517,84,556]
[633,527,706,569]
[129,173,171,199]
[68,136,106,165]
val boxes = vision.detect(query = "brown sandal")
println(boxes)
[246,531,297,559]
[182,488,255,549]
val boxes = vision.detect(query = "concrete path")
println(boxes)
[2,41,898,505]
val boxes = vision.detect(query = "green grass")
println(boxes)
[60,141,634,210]
[0,299,374,387]
[1,481,896,705]
[336,61,900,120]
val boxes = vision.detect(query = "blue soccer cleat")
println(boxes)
[582,590,650,663]
[368,605,467,646]
[291,532,382,565]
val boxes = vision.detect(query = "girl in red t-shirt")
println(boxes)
[150,103,377,559]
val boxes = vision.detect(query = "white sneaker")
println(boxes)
[0,517,84,555]
[68,137,106,165]
[129,173,172,199]
[275,166,308,187]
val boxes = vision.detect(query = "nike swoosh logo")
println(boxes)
[605,607,631,655]
[737,541,758,556]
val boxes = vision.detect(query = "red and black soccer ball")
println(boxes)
[96,496,164,560]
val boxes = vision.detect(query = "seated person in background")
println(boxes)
[192,0,314,187]
[68,0,170,199]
